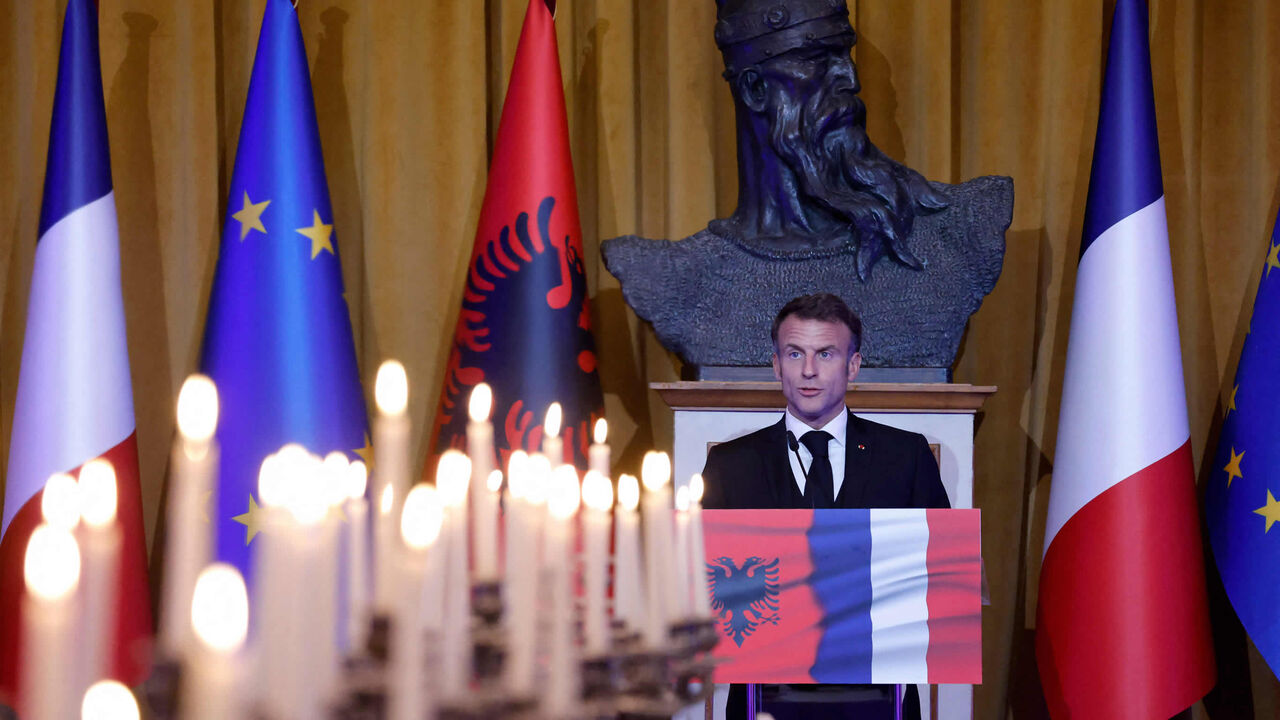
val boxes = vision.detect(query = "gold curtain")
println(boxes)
[1,0,1278,716]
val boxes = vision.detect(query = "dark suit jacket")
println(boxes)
[701,410,950,511]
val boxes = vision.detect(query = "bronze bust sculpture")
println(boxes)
[602,0,1012,371]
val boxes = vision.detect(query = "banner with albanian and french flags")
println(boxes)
[0,0,152,704]
[703,509,982,685]
[1035,1,1215,717]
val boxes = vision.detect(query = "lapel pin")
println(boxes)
[857,444,866,451]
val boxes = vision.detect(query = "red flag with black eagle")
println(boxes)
[431,0,603,470]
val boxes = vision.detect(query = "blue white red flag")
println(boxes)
[0,0,152,704]
[430,0,603,470]
[1205,204,1280,680]
[199,0,368,577]
[1035,1,1215,716]
[702,509,981,684]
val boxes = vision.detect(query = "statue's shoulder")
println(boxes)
[934,175,1014,228]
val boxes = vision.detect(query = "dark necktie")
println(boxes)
[799,430,835,508]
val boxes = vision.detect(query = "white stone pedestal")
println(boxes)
[655,381,995,720]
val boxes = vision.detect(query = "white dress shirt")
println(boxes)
[784,409,848,499]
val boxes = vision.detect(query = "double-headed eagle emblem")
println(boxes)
[706,556,781,647]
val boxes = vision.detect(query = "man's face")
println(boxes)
[772,316,861,429]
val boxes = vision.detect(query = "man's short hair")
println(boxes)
[771,293,863,355]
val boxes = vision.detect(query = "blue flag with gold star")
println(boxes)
[200,0,368,577]
[1206,204,1280,680]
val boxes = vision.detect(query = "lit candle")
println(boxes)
[41,472,81,531]
[436,450,472,700]
[688,474,711,617]
[282,451,333,718]
[374,359,410,614]
[251,450,295,717]
[344,460,371,651]
[316,452,349,693]
[390,484,445,720]
[81,679,139,720]
[673,486,692,620]
[77,459,121,691]
[613,474,646,633]
[589,419,610,478]
[543,465,582,717]
[581,470,613,656]
[503,451,539,695]
[22,523,80,720]
[468,383,499,580]
[640,451,674,647]
[161,375,219,658]
[184,563,248,720]
[542,402,563,466]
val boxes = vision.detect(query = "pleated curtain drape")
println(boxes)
[2,1,1278,717]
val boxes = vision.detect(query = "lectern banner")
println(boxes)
[702,508,981,684]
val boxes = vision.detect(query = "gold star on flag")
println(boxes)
[1255,490,1280,533]
[232,495,264,545]
[354,433,374,469]
[232,191,270,240]
[1224,447,1245,488]
[1225,384,1238,419]
[1267,242,1280,278]
[297,210,334,259]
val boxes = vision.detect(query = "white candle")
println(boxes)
[390,484,445,720]
[640,451,674,647]
[613,474,646,632]
[343,460,371,651]
[688,474,711,617]
[185,563,248,720]
[673,486,692,620]
[436,450,472,700]
[81,680,140,720]
[503,451,539,695]
[581,470,613,656]
[161,375,219,658]
[77,459,121,691]
[589,419,610,478]
[282,451,334,718]
[22,523,80,720]
[251,449,300,718]
[317,453,349,695]
[543,465,582,716]
[542,402,563,466]
[374,359,410,614]
[468,383,499,580]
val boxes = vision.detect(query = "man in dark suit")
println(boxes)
[702,292,950,719]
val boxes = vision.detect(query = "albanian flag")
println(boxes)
[431,0,603,469]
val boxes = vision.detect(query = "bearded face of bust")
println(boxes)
[717,13,948,279]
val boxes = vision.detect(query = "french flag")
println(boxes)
[0,0,152,706]
[1035,1,1215,717]
[703,509,982,684]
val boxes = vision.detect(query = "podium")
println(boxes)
[656,381,995,720]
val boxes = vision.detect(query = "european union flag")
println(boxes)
[1206,204,1280,679]
[200,0,368,577]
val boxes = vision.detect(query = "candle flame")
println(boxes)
[257,454,289,508]
[346,460,369,500]
[24,523,80,601]
[507,451,529,499]
[581,470,613,512]
[675,485,690,512]
[380,484,395,515]
[176,374,219,443]
[689,473,705,505]
[41,473,81,531]
[468,383,493,422]
[81,679,140,720]
[617,474,640,511]
[375,360,409,416]
[593,418,608,444]
[79,459,118,528]
[544,402,562,438]
[191,563,248,653]
[401,484,444,550]
[548,465,581,520]
[286,452,329,525]
[436,450,472,508]
[487,469,504,493]
[321,452,351,508]
[641,451,671,491]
